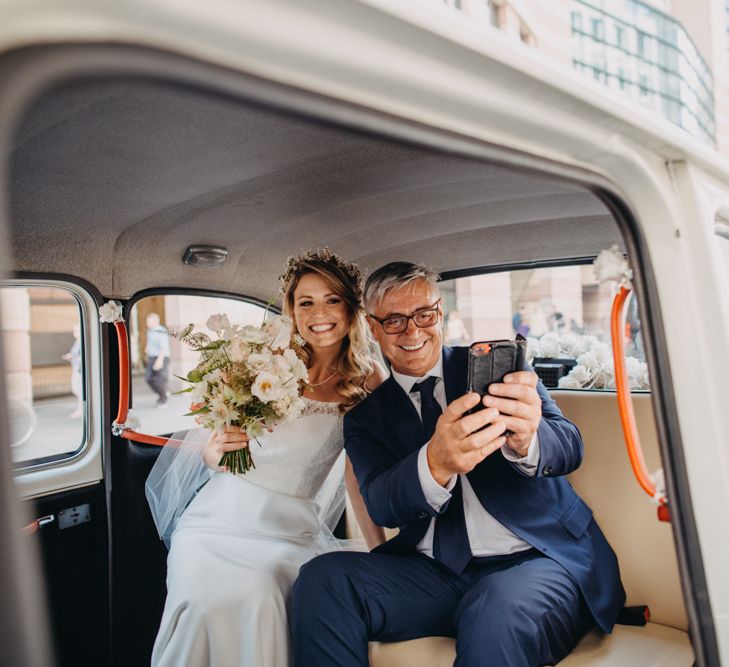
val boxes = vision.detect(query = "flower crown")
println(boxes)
[279,248,363,301]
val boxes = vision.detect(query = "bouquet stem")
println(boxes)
[219,448,255,475]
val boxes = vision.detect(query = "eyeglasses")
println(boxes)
[368,299,441,335]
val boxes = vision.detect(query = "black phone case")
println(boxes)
[467,336,527,400]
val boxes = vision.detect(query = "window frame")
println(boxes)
[6,274,105,499]
[125,287,277,434]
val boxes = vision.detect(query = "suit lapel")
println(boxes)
[380,347,468,455]
[381,376,425,455]
[442,345,467,405]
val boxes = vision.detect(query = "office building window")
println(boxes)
[571,0,715,146]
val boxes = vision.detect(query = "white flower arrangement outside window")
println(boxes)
[527,246,648,390]
[527,332,649,390]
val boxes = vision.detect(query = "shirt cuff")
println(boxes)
[417,443,455,511]
[501,432,540,476]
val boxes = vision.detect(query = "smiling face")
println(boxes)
[368,278,442,377]
[292,272,351,353]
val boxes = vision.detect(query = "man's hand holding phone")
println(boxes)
[426,393,508,487]
[465,336,540,457]
[483,371,542,457]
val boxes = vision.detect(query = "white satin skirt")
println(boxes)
[152,473,323,667]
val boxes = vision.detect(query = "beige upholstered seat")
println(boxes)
[353,392,694,665]
[369,623,692,666]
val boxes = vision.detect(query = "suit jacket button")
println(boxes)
[543,466,552,476]
[417,511,428,519]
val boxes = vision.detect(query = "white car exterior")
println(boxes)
[0,0,727,663]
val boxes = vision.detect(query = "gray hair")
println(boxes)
[364,261,440,311]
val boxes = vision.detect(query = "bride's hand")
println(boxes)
[202,426,250,471]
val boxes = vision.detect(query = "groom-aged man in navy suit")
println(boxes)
[292,262,625,666]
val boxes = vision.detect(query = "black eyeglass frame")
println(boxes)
[367,299,442,334]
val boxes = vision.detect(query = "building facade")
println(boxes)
[440,0,729,156]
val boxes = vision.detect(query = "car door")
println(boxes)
[3,279,110,666]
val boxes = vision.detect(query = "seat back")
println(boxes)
[555,390,687,631]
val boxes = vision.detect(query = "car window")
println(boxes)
[129,295,269,435]
[1,285,86,466]
[439,264,649,391]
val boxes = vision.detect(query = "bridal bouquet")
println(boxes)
[176,313,309,474]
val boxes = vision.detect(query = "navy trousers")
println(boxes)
[291,549,593,667]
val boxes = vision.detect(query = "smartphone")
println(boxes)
[467,335,527,413]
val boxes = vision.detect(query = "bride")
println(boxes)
[147,249,387,667]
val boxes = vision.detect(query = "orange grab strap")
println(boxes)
[610,287,669,521]
[113,321,130,427]
[112,320,178,448]
[119,429,177,447]
[22,520,40,536]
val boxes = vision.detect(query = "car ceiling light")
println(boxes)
[183,245,228,268]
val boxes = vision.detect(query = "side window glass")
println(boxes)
[1,285,86,466]
[439,265,649,391]
[129,295,268,435]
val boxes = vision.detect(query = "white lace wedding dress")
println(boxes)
[151,398,345,667]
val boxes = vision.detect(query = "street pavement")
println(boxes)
[10,373,197,465]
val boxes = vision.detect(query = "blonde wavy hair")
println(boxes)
[281,249,373,413]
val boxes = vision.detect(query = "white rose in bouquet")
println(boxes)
[251,371,285,403]
[221,325,240,341]
[247,351,274,374]
[264,315,293,351]
[272,395,306,426]
[282,348,308,380]
[229,338,251,363]
[206,313,231,333]
[239,325,268,344]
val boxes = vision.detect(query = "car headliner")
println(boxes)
[8,77,621,301]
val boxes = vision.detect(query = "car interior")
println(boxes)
[1,44,702,665]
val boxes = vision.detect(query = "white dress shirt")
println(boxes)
[391,354,539,557]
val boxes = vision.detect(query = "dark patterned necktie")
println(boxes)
[411,376,441,440]
[411,376,471,573]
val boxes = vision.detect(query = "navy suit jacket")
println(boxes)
[344,345,625,632]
